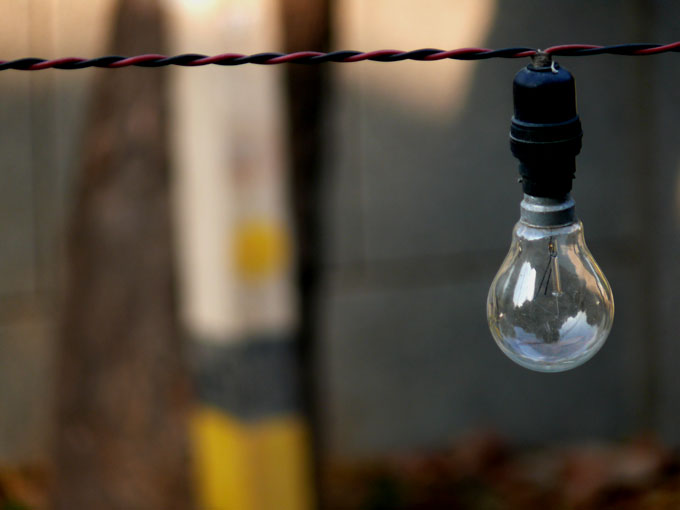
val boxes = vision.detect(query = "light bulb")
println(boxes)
[489,55,615,372]
[487,195,614,372]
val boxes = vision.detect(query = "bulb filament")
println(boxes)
[536,237,562,298]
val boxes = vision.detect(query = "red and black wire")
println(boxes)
[1,42,679,71]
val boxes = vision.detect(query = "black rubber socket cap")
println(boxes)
[510,59,582,199]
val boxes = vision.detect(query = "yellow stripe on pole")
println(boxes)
[191,405,313,510]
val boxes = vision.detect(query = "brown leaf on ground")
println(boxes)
[0,465,50,510]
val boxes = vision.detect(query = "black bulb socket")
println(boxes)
[510,56,582,199]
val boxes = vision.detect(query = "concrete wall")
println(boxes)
[0,1,113,463]
[1,0,679,468]
[320,0,680,457]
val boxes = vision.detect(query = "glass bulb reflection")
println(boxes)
[487,220,614,372]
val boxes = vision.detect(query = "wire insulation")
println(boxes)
[1,42,679,70]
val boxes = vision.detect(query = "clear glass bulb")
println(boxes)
[487,198,614,372]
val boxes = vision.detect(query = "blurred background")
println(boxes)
[1,0,679,509]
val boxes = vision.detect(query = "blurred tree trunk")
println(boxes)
[280,0,331,505]
[52,1,193,510]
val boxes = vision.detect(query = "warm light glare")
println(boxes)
[171,0,219,11]
[337,0,497,117]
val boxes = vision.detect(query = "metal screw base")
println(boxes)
[520,194,576,227]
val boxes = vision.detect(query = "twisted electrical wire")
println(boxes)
[1,42,680,71]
